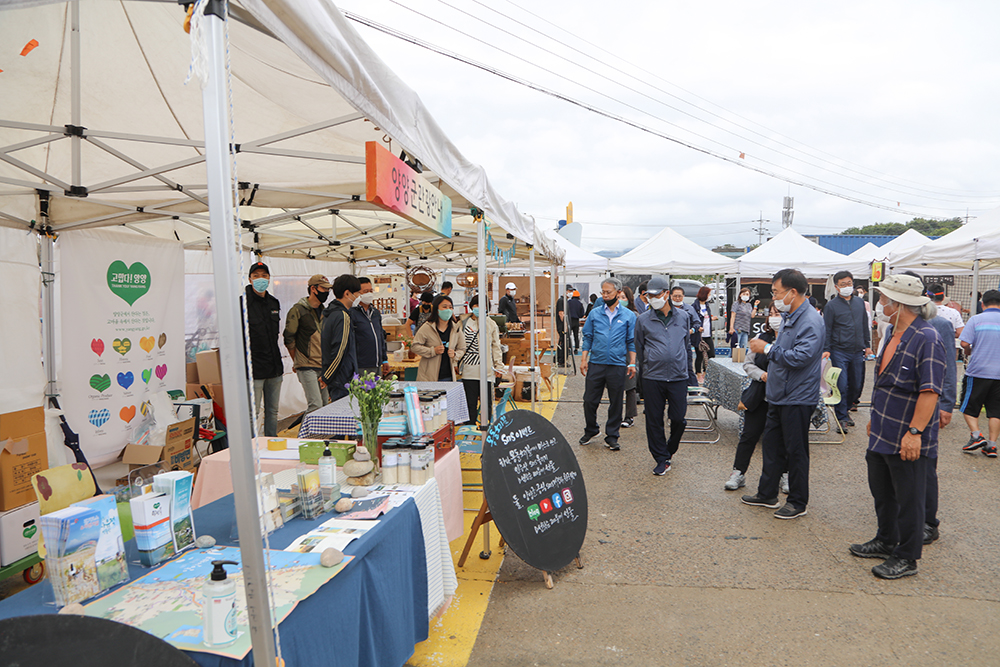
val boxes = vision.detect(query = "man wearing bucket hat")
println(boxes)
[849,274,947,579]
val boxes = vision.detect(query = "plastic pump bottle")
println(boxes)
[318,443,336,488]
[203,560,239,646]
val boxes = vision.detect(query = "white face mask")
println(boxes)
[741,294,750,302]
[839,285,854,297]
[360,292,375,305]
[509,290,516,296]
[875,301,891,323]
[671,295,684,305]
[649,296,667,310]
[351,294,362,308]
[774,292,792,313]
[768,316,783,331]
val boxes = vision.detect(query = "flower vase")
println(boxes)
[360,417,381,472]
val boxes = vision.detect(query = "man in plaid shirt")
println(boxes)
[850,275,947,580]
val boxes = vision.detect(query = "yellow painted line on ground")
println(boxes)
[407,373,568,667]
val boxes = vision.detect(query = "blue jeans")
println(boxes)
[737,331,749,348]
[253,375,283,437]
[830,349,865,422]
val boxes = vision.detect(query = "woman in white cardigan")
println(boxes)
[454,295,503,428]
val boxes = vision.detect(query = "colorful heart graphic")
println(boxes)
[117,371,134,390]
[155,364,168,380]
[158,333,167,349]
[106,260,151,306]
[141,368,152,384]
[91,338,105,357]
[140,400,151,416]
[88,408,110,428]
[112,338,131,355]
[140,336,155,353]
[120,405,136,424]
[89,374,111,392]
[22,525,36,539]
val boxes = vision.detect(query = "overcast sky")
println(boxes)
[335,0,1000,253]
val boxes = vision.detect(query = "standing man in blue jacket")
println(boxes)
[351,276,388,378]
[743,268,824,519]
[580,277,637,451]
[823,270,873,432]
[636,276,691,475]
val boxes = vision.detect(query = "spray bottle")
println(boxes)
[203,560,239,646]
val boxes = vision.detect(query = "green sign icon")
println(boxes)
[107,260,151,306]
[89,374,111,392]
[526,504,541,521]
[23,524,37,539]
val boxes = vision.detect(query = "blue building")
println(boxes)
[804,234,940,255]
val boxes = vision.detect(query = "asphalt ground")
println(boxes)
[467,362,1000,667]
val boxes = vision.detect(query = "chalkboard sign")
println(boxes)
[482,410,588,573]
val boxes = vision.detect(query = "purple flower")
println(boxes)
[344,382,350,389]
[365,380,376,390]
[352,373,360,381]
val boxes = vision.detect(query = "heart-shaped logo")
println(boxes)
[120,405,136,423]
[140,336,155,353]
[88,408,110,428]
[141,368,152,384]
[155,364,168,380]
[106,260,151,306]
[117,371,134,390]
[140,400,151,416]
[112,338,131,355]
[22,524,37,539]
[91,339,104,357]
[158,333,167,349]
[89,374,111,392]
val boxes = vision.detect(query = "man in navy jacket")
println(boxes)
[823,270,873,431]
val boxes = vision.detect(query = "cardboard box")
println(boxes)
[174,398,213,431]
[0,501,40,566]
[186,384,225,424]
[195,348,222,386]
[163,418,197,472]
[732,347,746,363]
[121,443,165,471]
[185,362,199,384]
[0,407,49,511]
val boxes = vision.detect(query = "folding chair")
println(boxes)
[810,361,846,444]
[680,391,721,444]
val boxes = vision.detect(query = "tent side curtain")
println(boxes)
[241,0,537,247]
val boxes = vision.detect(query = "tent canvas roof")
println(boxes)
[543,229,608,274]
[608,226,737,275]
[849,242,881,261]
[737,227,865,278]
[889,207,1000,273]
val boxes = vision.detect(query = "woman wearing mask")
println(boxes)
[725,304,789,494]
[621,286,640,428]
[729,287,759,349]
[694,286,718,383]
[454,296,503,428]
[412,295,461,382]
[408,291,435,334]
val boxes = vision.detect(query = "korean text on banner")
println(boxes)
[365,141,452,239]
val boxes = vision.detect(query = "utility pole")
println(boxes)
[752,211,770,246]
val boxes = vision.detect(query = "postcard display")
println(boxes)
[59,230,185,467]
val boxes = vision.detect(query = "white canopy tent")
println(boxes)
[609,226,738,275]
[888,208,1000,273]
[543,228,609,274]
[848,241,882,262]
[737,227,867,278]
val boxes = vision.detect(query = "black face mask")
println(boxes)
[603,297,618,307]
[315,289,330,304]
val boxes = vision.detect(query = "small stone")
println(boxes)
[343,459,374,477]
[350,486,369,498]
[320,547,345,567]
[59,603,86,615]
[195,535,216,549]
[346,470,376,486]
[334,498,353,513]
[353,448,372,462]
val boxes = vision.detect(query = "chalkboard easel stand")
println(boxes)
[458,499,584,589]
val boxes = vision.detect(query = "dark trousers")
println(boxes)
[462,379,493,427]
[757,403,812,508]
[643,378,688,464]
[926,456,939,529]
[569,321,580,351]
[687,347,698,387]
[866,450,928,560]
[830,348,865,422]
[583,363,626,442]
[733,400,769,473]
[556,328,566,365]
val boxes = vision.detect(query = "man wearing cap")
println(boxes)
[283,275,331,414]
[635,276,691,475]
[926,283,964,338]
[351,276,389,378]
[321,274,362,403]
[498,282,521,326]
[849,275,946,579]
[959,289,1000,458]
[246,262,283,436]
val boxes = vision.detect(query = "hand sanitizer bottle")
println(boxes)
[203,560,239,646]
[318,444,336,488]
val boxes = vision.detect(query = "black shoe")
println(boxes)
[842,416,856,427]
[579,433,597,446]
[872,556,918,580]
[773,503,807,519]
[849,404,859,412]
[923,524,940,545]
[653,461,670,476]
[604,438,620,451]
[621,418,634,429]
[849,538,896,559]
[741,493,780,508]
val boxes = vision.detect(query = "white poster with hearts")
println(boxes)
[59,230,185,468]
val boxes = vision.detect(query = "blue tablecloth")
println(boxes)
[0,495,429,667]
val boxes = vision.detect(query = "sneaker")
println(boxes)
[774,503,807,519]
[653,461,671,476]
[621,418,634,429]
[724,470,746,490]
[963,433,987,452]
[579,433,597,446]
[984,444,998,458]
[604,438,620,451]
[923,524,940,545]
[872,556,918,580]
[842,416,856,427]
[849,403,859,412]
[849,538,896,559]
[779,472,790,495]
[741,493,780,508]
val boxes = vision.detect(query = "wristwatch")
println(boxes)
[908,426,923,435]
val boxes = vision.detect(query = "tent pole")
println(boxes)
[200,6,276,666]
[70,0,82,187]
[477,212,488,429]
[529,242,537,413]
[972,256,981,318]
[550,262,556,383]
[41,232,57,401]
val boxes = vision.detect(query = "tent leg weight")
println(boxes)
[543,572,553,589]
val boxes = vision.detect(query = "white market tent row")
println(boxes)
[608,226,737,275]
[543,228,609,274]
[848,228,929,263]
[888,206,1000,273]
[0,1,561,268]
[848,241,882,261]
[736,227,867,279]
